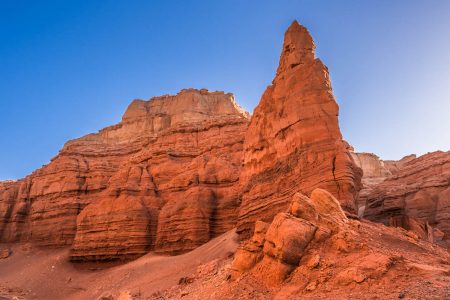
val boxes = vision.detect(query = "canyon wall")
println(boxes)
[363,151,450,246]
[0,89,250,260]
[351,152,416,207]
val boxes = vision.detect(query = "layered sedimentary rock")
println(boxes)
[352,152,416,187]
[237,21,362,238]
[351,153,393,187]
[0,89,249,260]
[351,152,416,208]
[364,151,450,246]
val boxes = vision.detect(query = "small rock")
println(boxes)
[305,281,317,291]
[0,247,11,259]
[398,291,406,298]
[305,254,320,269]
[97,292,114,300]
[178,277,194,285]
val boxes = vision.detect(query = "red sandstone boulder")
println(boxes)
[232,187,350,285]
[231,221,269,278]
[0,247,10,259]
[263,213,317,266]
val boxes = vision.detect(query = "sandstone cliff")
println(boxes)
[351,152,416,208]
[0,89,249,260]
[363,151,450,247]
[237,21,362,238]
[351,152,416,187]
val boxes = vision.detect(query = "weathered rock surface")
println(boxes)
[364,151,450,247]
[237,21,362,238]
[351,152,393,186]
[228,187,449,298]
[0,247,10,259]
[232,188,349,285]
[0,89,249,260]
[352,152,417,208]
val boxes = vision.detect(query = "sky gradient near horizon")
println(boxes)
[1,0,450,180]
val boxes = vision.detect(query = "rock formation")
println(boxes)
[352,152,416,189]
[220,188,449,299]
[237,21,362,238]
[0,89,249,260]
[363,151,450,247]
[351,152,416,208]
[232,189,348,284]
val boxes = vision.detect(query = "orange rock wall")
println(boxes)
[0,89,249,260]
[364,151,450,246]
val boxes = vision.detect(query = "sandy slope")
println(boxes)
[1,222,449,300]
[0,230,238,299]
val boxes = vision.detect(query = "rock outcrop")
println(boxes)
[232,188,350,284]
[237,21,362,238]
[351,152,416,208]
[363,151,450,247]
[0,89,249,260]
[351,152,393,187]
[229,187,449,298]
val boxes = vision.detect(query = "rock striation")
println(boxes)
[352,152,416,187]
[351,152,416,208]
[237,21,362,239]
[363,151,450,247]
[0,89,250,260]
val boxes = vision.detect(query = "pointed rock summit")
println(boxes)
[237,20,362,238]
[276,21,315,75]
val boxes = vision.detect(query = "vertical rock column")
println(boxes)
[237,21,362,239]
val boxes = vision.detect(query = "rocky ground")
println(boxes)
[1,196,448,300]
[160,223,449,299]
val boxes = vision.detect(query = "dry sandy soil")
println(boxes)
[1,222,449,300]
[0,231,237,300]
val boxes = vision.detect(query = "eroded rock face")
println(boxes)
[237,21,362,238]
[351,152,393,186]
[352,152,416,208]
[364,151,450,246]
[231,188,349,285]
[0,89,249,260]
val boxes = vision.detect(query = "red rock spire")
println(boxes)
[237,20,362,239]
[276,20,316,75]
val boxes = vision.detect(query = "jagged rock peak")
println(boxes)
[277,20,316,75]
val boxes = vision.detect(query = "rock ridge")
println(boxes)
[0,89,250,260]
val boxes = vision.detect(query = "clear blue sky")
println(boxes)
[1,0,449,180]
